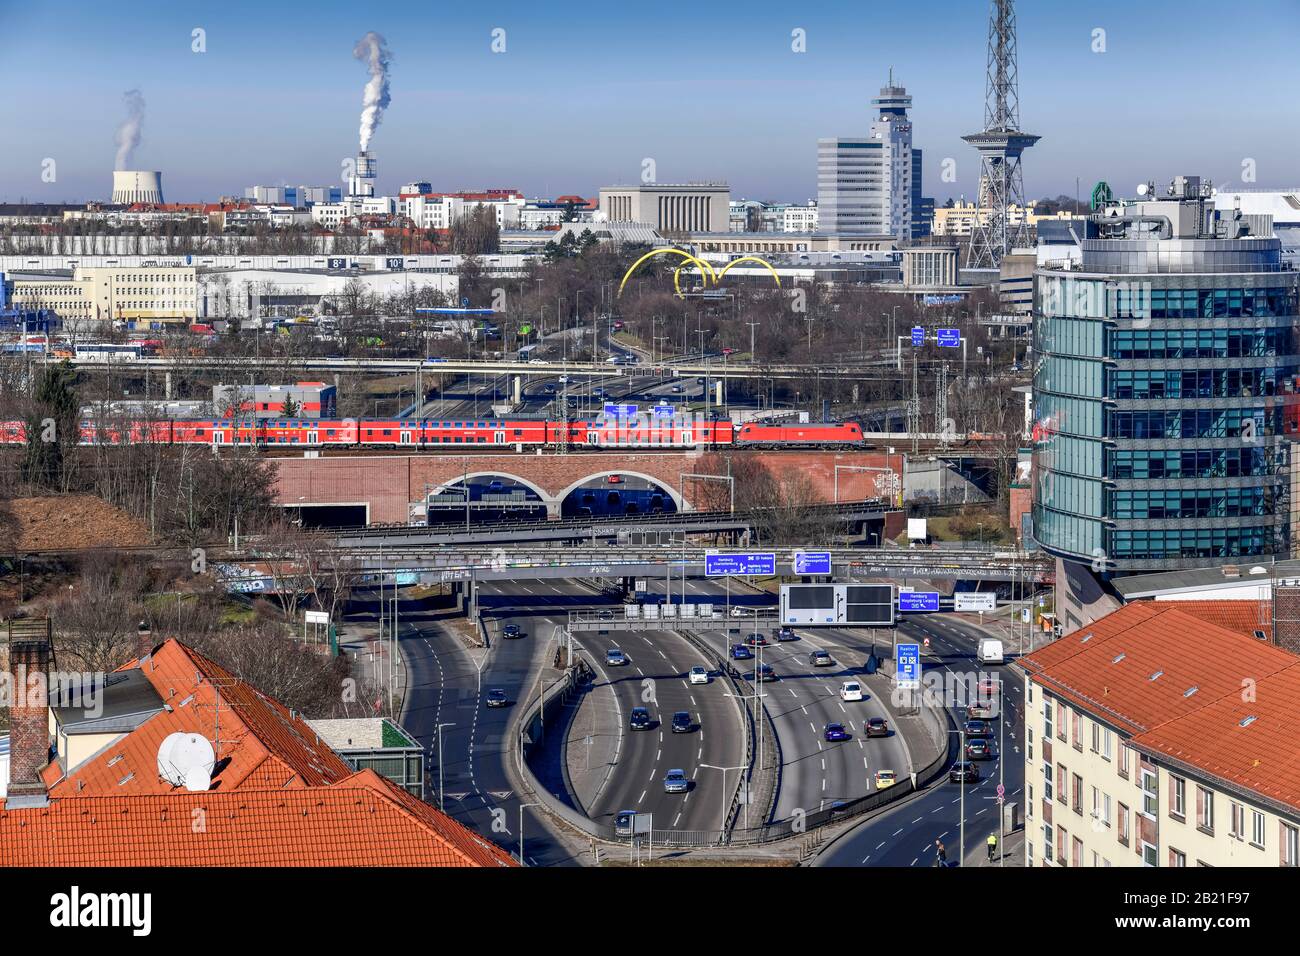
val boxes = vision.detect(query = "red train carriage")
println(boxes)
[734,421,863,448]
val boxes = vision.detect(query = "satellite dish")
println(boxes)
[1135,183,1149,197]
[157,731,216,788]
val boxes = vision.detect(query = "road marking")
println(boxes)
[637,790,646,804]
[876,841,887,850]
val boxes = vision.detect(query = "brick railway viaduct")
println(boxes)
[271,450,906,525]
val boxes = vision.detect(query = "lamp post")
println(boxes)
[518,801,542,866]
[700,763,748,831]
[436,721,456,811]
[946,728,968,866]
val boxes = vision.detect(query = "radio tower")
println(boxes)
[963,0,1039,270]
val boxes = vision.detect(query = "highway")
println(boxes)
[396,579,591,866]
[662,578,909,825]
[572,622,746,834]
[815,612,1026,867]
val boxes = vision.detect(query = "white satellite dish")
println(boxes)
[1135,183,1149,197]
[157,732,216,789]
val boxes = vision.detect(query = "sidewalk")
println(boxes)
[964,819,1025,867]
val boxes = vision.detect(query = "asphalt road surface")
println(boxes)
[816,613,1026,867]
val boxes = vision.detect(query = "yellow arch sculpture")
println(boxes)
[715,255,782,289]
[617,248,717,298]
[672,258,715,297]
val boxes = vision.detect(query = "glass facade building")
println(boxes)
[1032,184,1299,571]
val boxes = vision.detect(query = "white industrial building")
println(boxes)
[599,183,730,234]
[111,170,164,205]
[400,194,523,230]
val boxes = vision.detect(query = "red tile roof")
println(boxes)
[1155,600,1273,641]
[9,639,516,867]
[1019,603,1300,814]
[0,770,514,867]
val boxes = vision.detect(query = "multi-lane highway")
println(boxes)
[573,624,745,834]
[816,612,1026,867]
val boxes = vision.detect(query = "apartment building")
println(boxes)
[10,264,197,327]
[1017,600,1300,868]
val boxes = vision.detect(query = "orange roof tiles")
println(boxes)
[1,770,514,867]
[1155,600,1273,641]
[7,639,517,867]
[1019,602,1300,815]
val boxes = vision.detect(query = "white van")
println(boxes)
[977,639,1005,665]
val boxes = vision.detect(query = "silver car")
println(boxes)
[663,769,690,794]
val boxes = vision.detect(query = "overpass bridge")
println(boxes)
[218,545,1052,597]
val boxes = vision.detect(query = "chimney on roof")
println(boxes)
[5,619,53,809]
[136,621,155,662]
[1272,584,1300,655]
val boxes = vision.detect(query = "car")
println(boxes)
[865,716,890,737]
[607,474,622,484]
[964,719,991,738]
[809,649,834,667]
[502,623,522,640]
[597,608,615,621]
[671,711,693,733]
[629,707,652,730]
[730,644,753,660]
[688,666,710,685]
[744,632,767,647]
[528,358,546,365]
[949,761,981,783]
[874,769,898,789]
[670,384,685,394]
[774,626,796,642]
[730,606,748,618]
[663,769,690,794]
[542,383,557,393]
[966,738,992,760]
[753,663,777,682]
[591,387,605,397]
[824,722,851,742]
[606,648,629,666]
[840,681,864,702]
[485,688,509,708]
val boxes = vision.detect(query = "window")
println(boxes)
[1057,826,1068,866]
[1169,847,1187,867]
[1230,802,1244,841]
[1118,803,1130,847]
[1043,824,1054,863]
[1142,842,1158,867]
[1282,823,1298,867]
[1170,776,1186,821]
[1090,722,1100,754]
[1072,711,1082,750]
[1141,768,1159,817]
[1072,836,1084,868]
[1118,743,1130,780]
[1057,702,1067,742]
[1252,809,1266,849]
[1057,764,1067,806]
[1043,762,1053,801]
[1043,698,1053,738]
[1101,728,1113,761]
[1072,774,1084,815]
[1196,786,1215,834]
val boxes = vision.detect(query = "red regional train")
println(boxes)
[0,417,866,450]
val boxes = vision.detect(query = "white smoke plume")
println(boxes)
[114,89,146,170]
[352,32,391,152]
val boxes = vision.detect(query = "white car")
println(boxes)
[840,681,864,702]
[688,666,710,685]
[730,607,748,618]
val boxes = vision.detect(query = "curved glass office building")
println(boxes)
[1033,177,1299,572]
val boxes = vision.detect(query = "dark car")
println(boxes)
[753,663,777,682]
[824,722,851,742]
[502,623,522,639]
[744,632,767,647]
[949,761,981,783]
[671,711,693,734]
[774,626,797,642]
[966,738,992,760]
[731,644,753,660]
[964,719,991,738]
[629,707,652,731]
[809,649,834,667]
[865,716,890,737]
[485,688,509,708]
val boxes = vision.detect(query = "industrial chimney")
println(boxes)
[348,151,376,198]
[4,619,53,809]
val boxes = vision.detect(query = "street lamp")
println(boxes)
[699,763,748,831]
[518,801,542,865]
[946,728,968,866]
[436,722,456,811]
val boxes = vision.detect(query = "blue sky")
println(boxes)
[2,0,1297,204]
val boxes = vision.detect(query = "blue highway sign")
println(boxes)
[910,327,925,347]
[792,551,832,575]
[604,403,638,417]
[705,552,776,576]
[896,642,921,687]
[936,328,961,348]
[899,591,940,612]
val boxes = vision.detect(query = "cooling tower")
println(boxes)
[112,170,164,205]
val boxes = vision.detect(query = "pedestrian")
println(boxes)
[935,839,947,866]
[987,832,998,862]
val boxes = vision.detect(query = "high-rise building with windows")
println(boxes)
[818,78,930,240]
[1033,176,1299,588]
